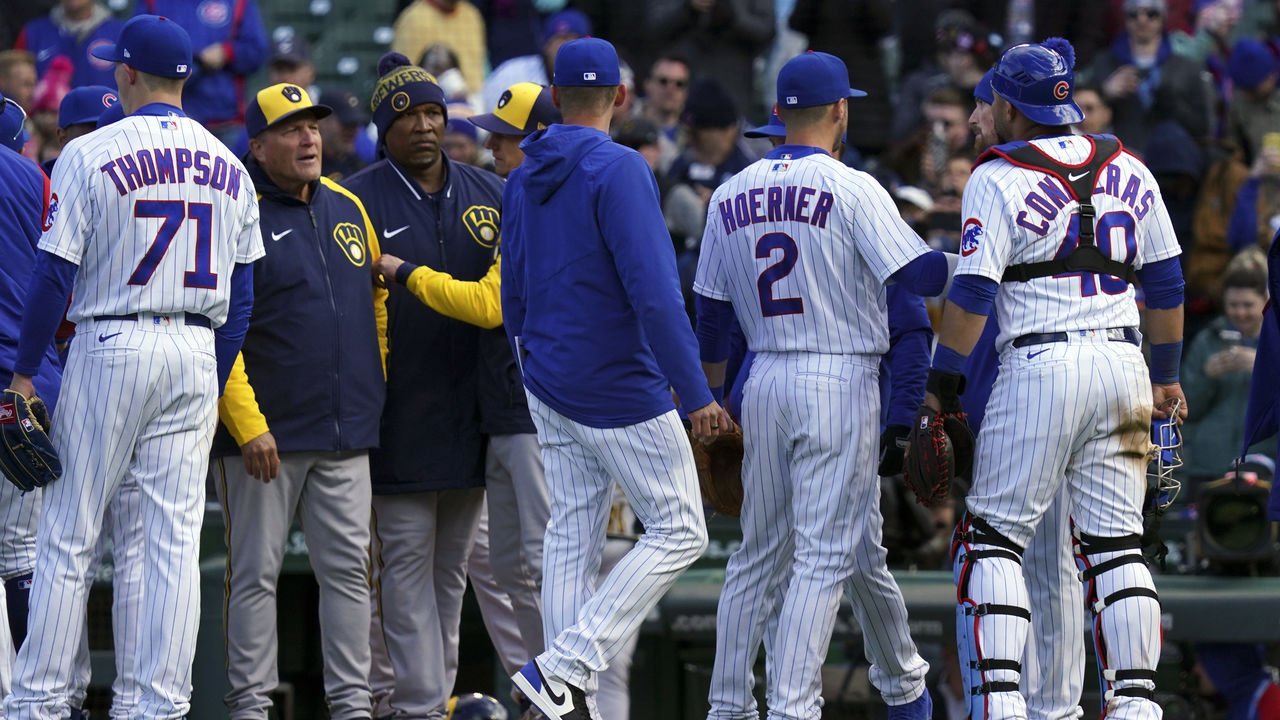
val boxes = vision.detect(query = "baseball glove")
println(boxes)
[903,370,975,507]
[0,389,61,492]
[690,426,744,517]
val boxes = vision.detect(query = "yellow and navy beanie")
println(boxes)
[245,83,332,138]
[370,52,447,143]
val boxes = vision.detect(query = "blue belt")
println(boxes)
[94,313,212,329]
[1012,327,1139,348]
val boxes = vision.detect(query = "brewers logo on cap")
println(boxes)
[246,82,333,137]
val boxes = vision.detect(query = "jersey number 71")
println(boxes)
[128,199,218,289]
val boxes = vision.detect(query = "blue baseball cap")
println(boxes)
[745,108,785,138]
[776,52,867,109]
[974,68,995,104]
[553,38,621,87]
[543,9,591,41]
[991,38,1084,125]
[59,85,118,129]
[0,96,28,153]
[97,101,126,128]
[90,15,192,79]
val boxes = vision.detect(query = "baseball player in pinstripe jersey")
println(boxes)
[502,38,730,720]
[694,51,956,720]
[955,68,1086,720]
[4,15,263,719]
[211,83,388,720]
[928,38,1186,720]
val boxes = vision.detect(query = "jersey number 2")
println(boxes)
[756,232,804,317]
[1052,211,1136,297]
[128,200,218,289]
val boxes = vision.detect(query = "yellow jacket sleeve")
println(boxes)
[404,255,503,330]
[322,177,389,377]
[218,353,269,446]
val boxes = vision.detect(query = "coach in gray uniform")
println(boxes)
[211,83,388,720]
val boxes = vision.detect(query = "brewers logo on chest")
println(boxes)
[333,222,367,266]
[463,205,500,248]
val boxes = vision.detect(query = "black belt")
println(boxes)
[94,313,212,329]
[1012,327,1139,348]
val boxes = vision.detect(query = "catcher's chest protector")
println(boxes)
[977,136,1132,283]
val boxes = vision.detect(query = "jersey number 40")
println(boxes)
[128,200,218,289]
[1052,210,1136,297]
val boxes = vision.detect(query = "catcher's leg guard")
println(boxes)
[1075,531,1161,720]
[952,512,1031,720]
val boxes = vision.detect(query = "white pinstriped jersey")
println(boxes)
[958,134,1180,348]
[693,147,930,356]
[40,113,264,326]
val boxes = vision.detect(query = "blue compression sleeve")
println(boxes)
[14,251,77,376]
[947,274,999,316]
[695,293,735,364]
[1149,341,1181,383]
[889,251,949,297]
[932,344,968,374]
[213,262,255,395]
[1134,257,1185,310]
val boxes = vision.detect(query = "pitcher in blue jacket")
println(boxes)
[502,37,732,720]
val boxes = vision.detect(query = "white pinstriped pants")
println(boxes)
[6,318,218,720]
[709,352,928,720]
[526,392,707,697]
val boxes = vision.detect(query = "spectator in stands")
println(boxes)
[469,0,545,68]
[1105,0,1196,40]
[1226,119,1280,256]
[15,0,123,90]
[442,116,484,168]
[575,0,659,81]
[964,0,1109,67]
[647,0,775,121]
[480,9,589,116]
[788,0,893,159]
[137,0,269,148]
[0,0,54,51]
[637,53,690,143]
[891,85,972,194]
[419,44,471,104]
[318,88,368,181]
[1075,83,1116,135]
[1181,257,1273,486]
[667,78,754,205]
[1085,0,1211,151]
[391,0,486,96]
[1227,37,1280,167]
[0,51,37,114]
[893,9,997,145]
[267,36,316,97]
[1171,0,1243,139]
[1146,120,1206,254]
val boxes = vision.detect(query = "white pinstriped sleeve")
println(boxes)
[957,163,1017,283]
[693,186,732,301]
[842,171,929,283]
[1133,165,1181,268]
[38,140,97,265]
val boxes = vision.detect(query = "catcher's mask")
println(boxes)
[1146,397,1183,512]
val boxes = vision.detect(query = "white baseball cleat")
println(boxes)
[511,659,591,720]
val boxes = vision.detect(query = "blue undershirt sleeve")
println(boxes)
[695,293,735,364]
[1134,257,1185,310]
[213,262,254,395]
[14,251,78,376]
[888,250,949,297]
[947,274,999,316]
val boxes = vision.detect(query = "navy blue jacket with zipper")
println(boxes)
[212,158,388,458]
[343,153,503,494]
